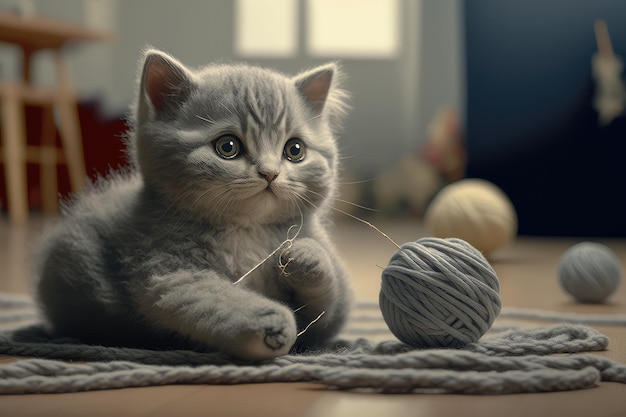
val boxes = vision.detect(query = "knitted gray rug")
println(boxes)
[1,293,626,395]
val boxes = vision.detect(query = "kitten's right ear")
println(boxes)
[137,49,195,121]
[293,63,350,131]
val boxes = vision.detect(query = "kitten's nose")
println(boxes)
[258,169,279,183]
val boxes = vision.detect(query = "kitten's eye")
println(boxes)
[283,138,306,162]
[214,135,242,159]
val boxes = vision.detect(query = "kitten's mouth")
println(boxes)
[263,185,278,197]
[250,180,281,200]
[251,182,277,198]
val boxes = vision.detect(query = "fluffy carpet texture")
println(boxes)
[1,294,625,395]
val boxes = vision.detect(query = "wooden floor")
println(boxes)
[1,214,625,416]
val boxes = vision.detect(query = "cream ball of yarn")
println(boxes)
[558,242,622,303]
[424,179,517,255]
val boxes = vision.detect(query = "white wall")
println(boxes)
[0,0,463,175]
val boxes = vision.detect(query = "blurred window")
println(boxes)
[306,0,399,58]
[235,0,399,59]
[235,0,298,57]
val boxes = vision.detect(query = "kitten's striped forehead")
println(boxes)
[243,81,288,132]
[225,70,293,138]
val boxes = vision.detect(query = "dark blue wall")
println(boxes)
[465,0,626,236]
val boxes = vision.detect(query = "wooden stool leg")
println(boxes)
[1,85,29,223]
[55,97,86,192]
[54,52,86,193]
[40,104,59,213]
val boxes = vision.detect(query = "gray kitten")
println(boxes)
[33,48,352,361]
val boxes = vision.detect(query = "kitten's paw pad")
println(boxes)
[226,309,297,361]
[264,328,289,350]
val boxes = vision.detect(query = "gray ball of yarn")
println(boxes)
[380,237,501,348]
[558,242,622,304]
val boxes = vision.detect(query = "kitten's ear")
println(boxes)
[294,64,335,113]
[293,63,349,128]
[137,49,195,121]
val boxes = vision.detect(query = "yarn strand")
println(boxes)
[1,295,625,395]
[329,205,401,249]
[232,209,303,286]
[0,351,624,395]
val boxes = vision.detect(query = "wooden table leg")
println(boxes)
[1,84,29,223]
[54,51,86,193]
[40,104,59,213]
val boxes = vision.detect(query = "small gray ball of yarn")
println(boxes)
[380,237,502,348]
[558,242,622,304]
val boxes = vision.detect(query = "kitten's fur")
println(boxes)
[34,48,352,361]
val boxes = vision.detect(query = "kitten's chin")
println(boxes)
[230,189,284,224]
[196,183,297,225]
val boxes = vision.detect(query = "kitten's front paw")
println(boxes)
[279,238,333,286]
[224,307,297,361]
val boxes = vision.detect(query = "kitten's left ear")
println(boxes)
[136,48,195,121]
[293,63,349,125]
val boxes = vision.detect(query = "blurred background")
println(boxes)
[0,0,624,236]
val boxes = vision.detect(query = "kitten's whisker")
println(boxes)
[166,184,230,235]
[158,190,199,233]
[329,205,401,249]
[219,102,236,117]
[338,176,385,185]
[296,191,400,250]
[305,114,322,123]
[154,194,182,227]
[306,189,379,213]
[334,199,380,212]
[293,193,318,212]
[195,115,215,124]
[337,146,361,160]
[338,154,359,161]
